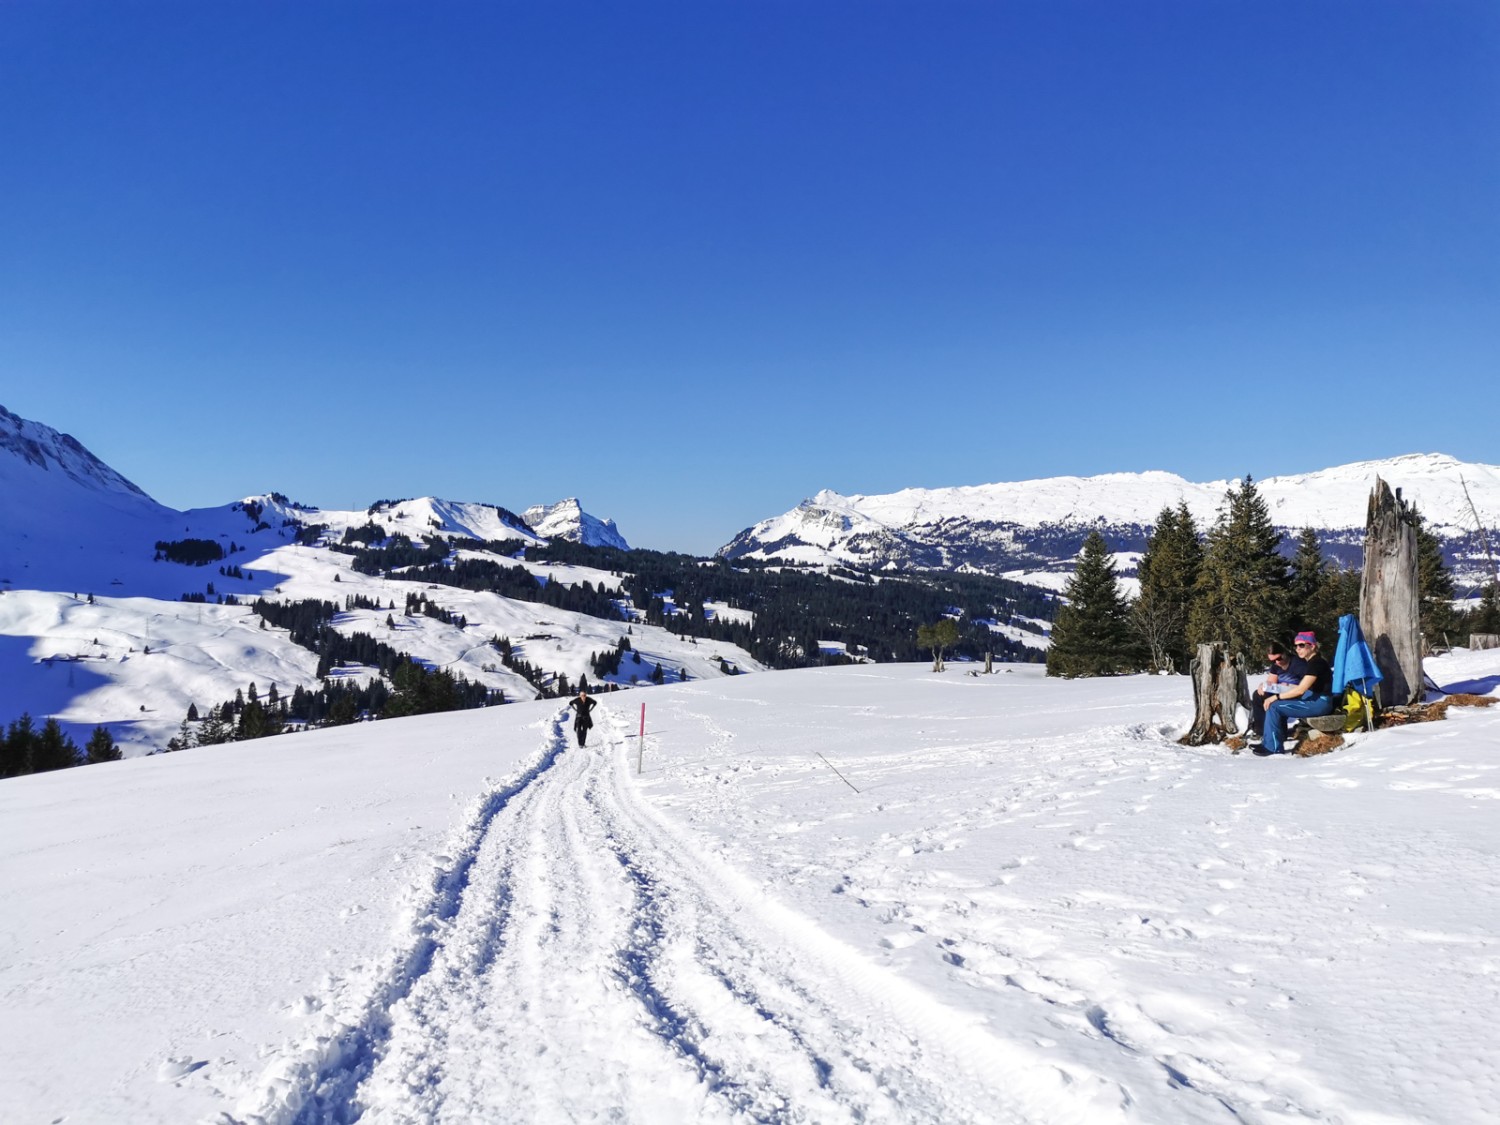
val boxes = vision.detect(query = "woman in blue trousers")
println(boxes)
[1257,631,1335,756]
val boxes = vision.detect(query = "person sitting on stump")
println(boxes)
[568,688,597,748]
[1256,631,1334,756]
[1247,641,1306,747]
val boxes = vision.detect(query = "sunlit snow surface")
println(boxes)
[3,652,1498,1124]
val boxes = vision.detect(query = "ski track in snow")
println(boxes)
[235,712,1112,1125]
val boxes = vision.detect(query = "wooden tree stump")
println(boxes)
[1181,641,1249,745]
[1361,478,1422,707]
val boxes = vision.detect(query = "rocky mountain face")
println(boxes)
[522,499,630,550]
[721,455,1500,590]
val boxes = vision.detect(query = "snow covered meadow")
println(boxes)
[4,651,1498,1124]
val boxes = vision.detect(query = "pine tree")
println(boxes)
[32,718,80,772]
[168,718,195,752]
[197,711,232,745]
[1047,531,1137,677]
[1412,511,1460,646]
[237,700,281,740]
[916,618,960,671]
[1,714,36,777]
[1467,580,1500,637]
[1287,528,1333,640]
[1134,502,1202,672]
[86,726,122,763]
[1188,476,1290,657]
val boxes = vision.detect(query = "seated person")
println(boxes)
[1256,631,1335,756]
[1247,641,1305,744]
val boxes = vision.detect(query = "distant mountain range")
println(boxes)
[0,404,629,598]
[0,404,677,755]
[719,454,1500,594]
[3,401,1495,755]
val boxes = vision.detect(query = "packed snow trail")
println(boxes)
[265,710,1113,1124]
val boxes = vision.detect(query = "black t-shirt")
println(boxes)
[1302,654,1333,695]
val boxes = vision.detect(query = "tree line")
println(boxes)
[1045,475,1497,677]
[525,541,1053,670]
[1,715,120,777]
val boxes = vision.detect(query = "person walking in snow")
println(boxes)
[568,688,597,748]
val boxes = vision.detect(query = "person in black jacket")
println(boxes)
[1256,631,1334,756]
[567,689,597,747]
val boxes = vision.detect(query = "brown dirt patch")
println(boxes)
[1294,732,1343,756]
[1442,693,1498,709]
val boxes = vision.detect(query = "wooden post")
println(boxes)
[1360,478,1422,707]
[1181,641,1248,745]
[636,701,646,775]
[984,651,993,674]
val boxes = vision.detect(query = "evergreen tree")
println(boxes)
[1304,562,1362,649]
[1413,511,1460,646]
[1286,527,1347,643]
[32,718,80,772]
[197,711,233,745]
[237,700,280,740]
[186,702,200,722]
[1,714,36,777]
[916,618,960,671]
[326,693,358,726]
[1047,531,1138,677]
[1188,476,1290,656]
[1467,580,1500,637]
[1134,502,1202,672]
[167,718,195,752]
[86,726,122,763]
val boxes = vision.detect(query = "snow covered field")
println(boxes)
[3,652,1498,1124]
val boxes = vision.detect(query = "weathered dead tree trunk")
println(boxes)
[1361,478,1423,707]
[1180,642,1249,745]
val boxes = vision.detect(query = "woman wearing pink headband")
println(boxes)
[1255,631,1334,756]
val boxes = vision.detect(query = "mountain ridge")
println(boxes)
[721,453,1500,587]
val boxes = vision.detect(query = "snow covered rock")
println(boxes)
[522,498,630,550]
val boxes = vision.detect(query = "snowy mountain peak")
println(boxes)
[0,404,155,503]
[522,499,630,550]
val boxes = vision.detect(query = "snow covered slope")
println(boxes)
[0,405,180,595]
[3,652,1497,1124]
[0,404,736,754]
[722,454,1500,585]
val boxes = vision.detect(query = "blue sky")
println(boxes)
[3,1,1496,553]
